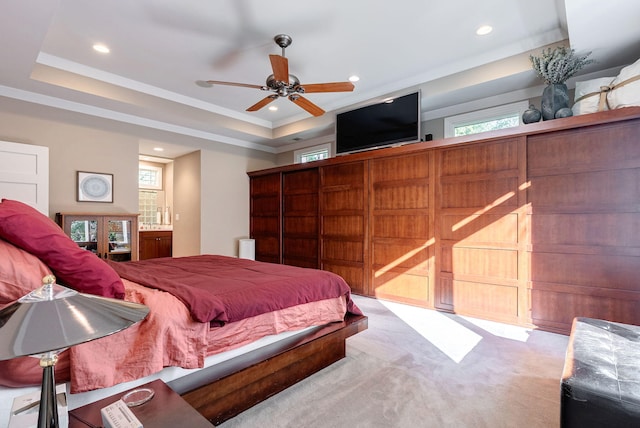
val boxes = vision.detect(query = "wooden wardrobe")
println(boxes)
[249,107,640,334]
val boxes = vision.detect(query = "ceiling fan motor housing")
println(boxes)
[266,74,302,96]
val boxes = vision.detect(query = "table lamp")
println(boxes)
[0,275,149,428]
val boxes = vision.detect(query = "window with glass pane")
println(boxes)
[454,116,520,136]
[444,101,528,138]
[139,165,162,189]
[294,143,332,164]
[301,149,329,163]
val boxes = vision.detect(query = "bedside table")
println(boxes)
[69,379,212,427]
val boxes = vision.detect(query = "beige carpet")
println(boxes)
[219,295,569,428]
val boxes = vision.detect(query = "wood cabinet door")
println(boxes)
[435,137,528,326]
[139,231,172,260]
[57,213,138,261]
[250,173,282,263]
[320,161,369,295]
[527,120,640,332]
[156,233,172,258]
[282,168,319,268]
[369,152,434,306]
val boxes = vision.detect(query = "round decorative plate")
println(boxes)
[122,388,155,407]
[81,175,111,199]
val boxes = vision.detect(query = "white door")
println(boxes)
[0,140,49,215]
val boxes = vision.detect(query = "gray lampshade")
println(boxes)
[0,277,149,360]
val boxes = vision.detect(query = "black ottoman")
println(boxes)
[561,317,640,427]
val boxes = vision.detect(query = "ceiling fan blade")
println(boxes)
[247,95,278,112]
[289,95,325,117]
[205,80,264,90]
[269,54,289,83]
[299,82,355,93]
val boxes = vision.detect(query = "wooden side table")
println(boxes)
[69,379,212,427]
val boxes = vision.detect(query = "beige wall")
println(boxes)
[0,110,139,216]
[200,146,274,256]
[173,151,201,256]
[0,103,277,257]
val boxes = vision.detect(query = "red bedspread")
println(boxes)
[109,255,361,324]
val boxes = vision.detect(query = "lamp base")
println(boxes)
[38,355,59,428]
[8,383,68,428]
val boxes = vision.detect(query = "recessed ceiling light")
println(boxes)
[153,147,164,152]
[476,25,493,36]
[268,106,278,111]
[349,75,360,82]
[93,44,110,54]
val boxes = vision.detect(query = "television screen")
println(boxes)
[336,92,421,154]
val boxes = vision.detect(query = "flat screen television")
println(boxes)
[336,91,421,155]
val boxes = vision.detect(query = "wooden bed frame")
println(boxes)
[176,313,367,425]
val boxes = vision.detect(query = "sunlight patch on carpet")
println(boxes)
[460,315,531,342]
[379,300,481,363]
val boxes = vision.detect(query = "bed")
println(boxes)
[0,198,367,425]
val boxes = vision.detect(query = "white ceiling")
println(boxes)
[1,0,640,158]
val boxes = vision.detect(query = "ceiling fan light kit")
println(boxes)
[202,34,355,117]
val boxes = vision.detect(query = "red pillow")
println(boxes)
[0,199,125,299]
[0,238,52,304]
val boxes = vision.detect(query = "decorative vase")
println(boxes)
[541,83,569,120]
[522,104,542,123]
[554,107,573,119]
[163,206,171,225]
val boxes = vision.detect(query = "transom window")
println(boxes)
[138,165,163,189]
[444,101,528,138]
[294,143,331,164]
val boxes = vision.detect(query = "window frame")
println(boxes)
[444,101,528,138]
[294,143,332,164]
[138,164,163,190]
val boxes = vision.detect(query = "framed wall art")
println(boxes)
[77,171,113,203]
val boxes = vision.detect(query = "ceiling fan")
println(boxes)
[201,34,355,117]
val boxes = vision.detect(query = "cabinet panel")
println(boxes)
[441,138,519,175]
[439,278,520,319]
[370,152,433,306]
[530,213,640,248]
[373,183,429,210]
[139,230,172,260]
[527,120,640,332]
[320,162,368,295]
[527,169,639,209]
[322,215,364,236]
[57,213,138,262]
[374,271,430,302]
[323,240,364,263]
[371,240,430,272]
[282,169,319,268]
[283,193,318,214]
[435,136,527,325]
[440,246,519,281]
[322,189,365,211]
[373,215,429,239]
[250,172,281,263]
[441,213,518,244]
[440,177,519,209]
[527,121,640,175]
[283,217,318,236]
[252,196,280,215]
